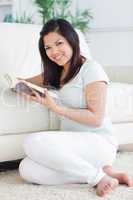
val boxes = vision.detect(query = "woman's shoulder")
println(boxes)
[80,58,103,73]
[80,58,110,85]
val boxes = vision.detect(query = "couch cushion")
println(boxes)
[0,23,42,79]
[0,86,55,135]
[112,123,133,144]
[106,82,133,123]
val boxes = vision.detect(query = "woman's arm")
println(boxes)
[56,81,107,127]
[25,73,44,87]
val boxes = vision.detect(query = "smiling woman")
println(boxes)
[43,32,73,72]
[39,19,83,89]
[19,18,133,197]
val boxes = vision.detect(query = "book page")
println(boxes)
[4,74,19,88]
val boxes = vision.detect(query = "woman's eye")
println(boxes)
[45,47,51,51]
[56,42,63,46]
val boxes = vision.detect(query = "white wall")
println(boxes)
[86,29,133,66]
[0,5,12,21]
[75,0,133,68]
[76,0,133,29]
[13,0,42,23]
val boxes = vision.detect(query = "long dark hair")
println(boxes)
[39,18,83,89]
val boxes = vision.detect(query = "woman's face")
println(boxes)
[43,32,73,68]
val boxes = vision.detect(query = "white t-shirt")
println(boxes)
[57,59,113,135]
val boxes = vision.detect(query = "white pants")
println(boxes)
[19,131,118,186]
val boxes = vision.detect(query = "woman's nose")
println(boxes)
[51,48,60,57]
[51,46,59,54]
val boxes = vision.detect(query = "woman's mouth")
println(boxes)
[53,55,64,63]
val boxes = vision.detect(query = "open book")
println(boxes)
[4,74,59,99]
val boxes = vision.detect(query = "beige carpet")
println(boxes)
[0,152,133,200]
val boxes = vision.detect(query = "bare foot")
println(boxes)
[103,165,133,187]
[96,175,118,197]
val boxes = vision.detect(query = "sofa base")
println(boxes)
[0,133,28,162]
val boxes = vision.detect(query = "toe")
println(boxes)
[127,179,133,187]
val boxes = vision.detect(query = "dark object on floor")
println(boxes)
[0,159,22,172]
[119,143,133,152]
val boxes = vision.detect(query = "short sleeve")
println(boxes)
[82,60,110,86]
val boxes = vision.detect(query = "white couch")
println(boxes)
[0,23,133,162]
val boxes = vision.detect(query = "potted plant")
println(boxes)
[34,0,93,32]
[4,12,34,24]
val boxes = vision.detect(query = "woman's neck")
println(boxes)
[63,61,70,72]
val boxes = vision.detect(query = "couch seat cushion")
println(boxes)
[106,82,133,123]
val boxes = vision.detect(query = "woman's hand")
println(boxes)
[20,88,60,113]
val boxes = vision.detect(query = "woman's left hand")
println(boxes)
[31,88,60,113]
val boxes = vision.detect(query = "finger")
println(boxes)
[18,92,28,98]
[31,90,44,104]
[32,90,41,99]
[30,95,38,101]
[18,92,33,101]
[44,88,48,96]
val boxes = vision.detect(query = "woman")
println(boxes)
[19,19,133,197]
